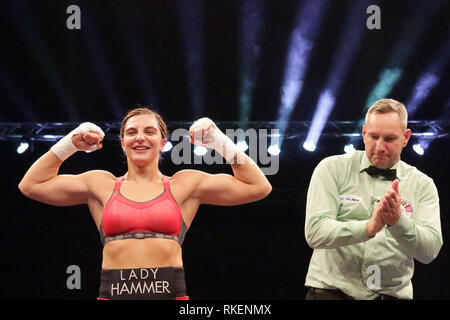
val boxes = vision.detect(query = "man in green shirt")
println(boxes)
[304,98,442,300]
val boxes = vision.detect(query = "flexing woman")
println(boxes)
[18,107,272,300]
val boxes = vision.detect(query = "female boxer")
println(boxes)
[18,107,272,300]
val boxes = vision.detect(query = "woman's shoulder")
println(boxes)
[169,169,212,186]
[80,169,117,184]
[170,169,211,180]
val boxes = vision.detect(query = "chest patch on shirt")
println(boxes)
[339,195,362,203]
[400,199,413,219]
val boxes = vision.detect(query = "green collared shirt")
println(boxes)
[304,150,442,299]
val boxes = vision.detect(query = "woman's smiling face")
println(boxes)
[121,114,166,166]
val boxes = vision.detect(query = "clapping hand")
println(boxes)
[379,179,402,226]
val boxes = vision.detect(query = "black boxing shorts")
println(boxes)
[97,267,188,300]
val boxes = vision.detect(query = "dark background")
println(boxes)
[0,0,448,299]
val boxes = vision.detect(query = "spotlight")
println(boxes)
[268,144,280,156]
[17,142,29,154]
[236,140,249,152]
[306,89,335,148]
[413,143,424,155]
[194,146,208,156]
[344,144,355,154]
[303,140,316,152]
[163,141,173,152]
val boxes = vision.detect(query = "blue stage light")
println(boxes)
[407,38,450,116]
[17,142,29,154]
[307,0,370,148]
[238,0,266,122]
[303,140,316,152]
[277,0,327,146]
[306,90,335,149]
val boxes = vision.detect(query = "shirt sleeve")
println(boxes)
[305,158,371,249]
[387,178,443,264]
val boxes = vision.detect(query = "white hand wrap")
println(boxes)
[50,122,105,161]
[189,117,237,163]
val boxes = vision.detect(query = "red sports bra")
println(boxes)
[99,175,187,246]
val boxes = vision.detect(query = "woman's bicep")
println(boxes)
[195,173,266,206]
[20,173,91,206]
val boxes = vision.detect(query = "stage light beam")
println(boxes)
[350,1,442,148]
[238,0,266,122]
[304,90,335,148]
[176,0,205,118]
[277,0,327,146]
[406,37,450,117]
[307,0,371,148]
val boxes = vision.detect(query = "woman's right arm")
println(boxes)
[18,122,105,206]
[19,151,90,206]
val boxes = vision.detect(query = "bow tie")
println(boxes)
[363,166,398,181]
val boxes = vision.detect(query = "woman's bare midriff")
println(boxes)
[101,238,183,269]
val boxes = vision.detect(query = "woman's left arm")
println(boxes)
[192,156,271,206]
[185,118,272,205]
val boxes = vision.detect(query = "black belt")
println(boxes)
[98,267,187,300]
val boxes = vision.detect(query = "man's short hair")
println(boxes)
[365,98,408,130]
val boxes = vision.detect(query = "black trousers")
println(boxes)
[305,287,402,300]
